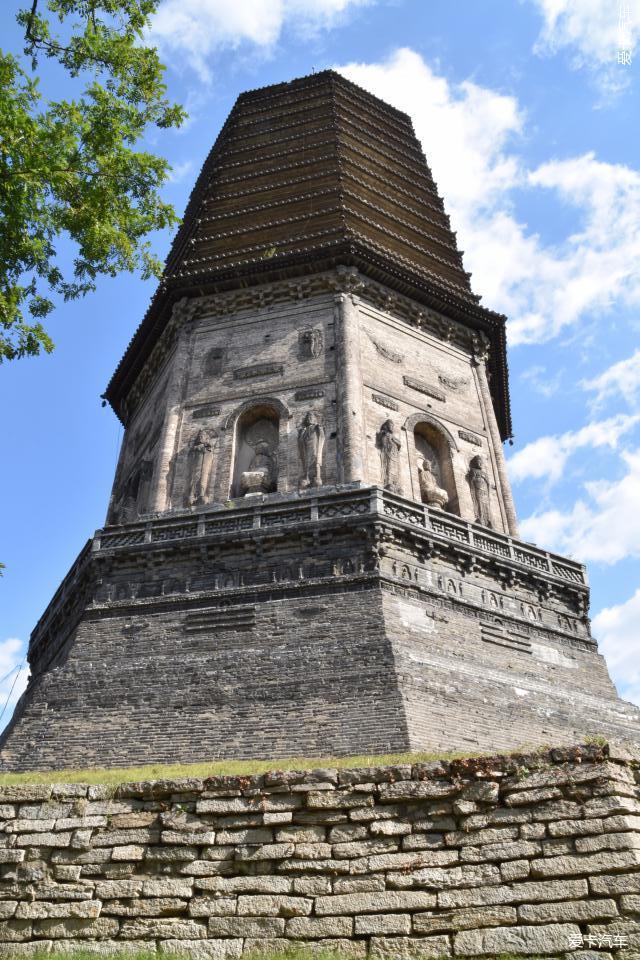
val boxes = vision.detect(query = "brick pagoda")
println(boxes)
[2,71,638,770]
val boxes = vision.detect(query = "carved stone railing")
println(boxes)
[28,487,587,668]
[93,486,587,587]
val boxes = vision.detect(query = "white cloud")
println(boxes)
[508,413,640,485]
[340,49,523,217]
[521,364,562,398]
[520,449,640,564]
[531,0,640,94]
[150,0,372,82]
[583,349,640,410]
[167,160,195,185]
[593,589,640,707]
[337,50,640,347]
[0,638,29,733]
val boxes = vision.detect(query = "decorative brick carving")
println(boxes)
[403,376,446,402]
[233,362,284,380]
[372,393,399,411]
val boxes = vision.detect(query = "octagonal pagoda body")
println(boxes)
[2,72,638,771]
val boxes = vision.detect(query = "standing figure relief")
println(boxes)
[467,454,493,528]
[377,419,402,494]
[185,429,216,507]
[297,411,325,489]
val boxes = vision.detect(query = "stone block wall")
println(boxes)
[0,743,639,957]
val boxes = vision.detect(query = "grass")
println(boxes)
[0,748,487,787]
[0,736,595,788]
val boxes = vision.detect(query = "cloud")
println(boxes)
[521,364,562,398]
[583,349,640,410]
[508,413,640,485]
[149,0,372,82]
[519,449,640,564]
[593,589,640,707]
[0,638,29,733]
[340,49,523,217]
[531,0,639,94]
[337,50,640,347]
[167,160,195,185]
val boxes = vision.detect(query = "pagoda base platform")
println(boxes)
[2,487,638,771]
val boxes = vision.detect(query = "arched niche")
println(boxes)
[403,414,459,515]
[231,403,281,498]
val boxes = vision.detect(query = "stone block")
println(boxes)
[278,857,349,874]
[575,831,640,853]
[216,828,272,845]
[379,782,457,802]
[438,878,588,909]
[286,915,353,938]
[327,824,368,842]
[334,877,387,893]
[315,891,436,915]
[369,935,451,958]
[275,826,325,843]
[370,820,412,836]
[235,842,293,861]
[95,880,143,899]
[195,875,292,894]
[244,937,366,957]
[460,782,499,804]
[110,845,145,861]
[0,788,51,803]
[306,792,373,809]
[237,895,312,917]
[590,873,640,896]
[188,898,237,917]
[0,921,32,942]
[454,921,582,955]
[332,838,398,859]
[500,859,530,882]
[354,913,412,935]
[101,896,187,917]
[15,901,101,920]
[413,905,517,934]
[291,842,332,860]
[119,918,207,939]
[460,840,541,864]
[531,849,640,878]
[159,939,243,959]
[32,918,119,939]
[0,852,25,864]
[518,898,619,924]
[620,894,640,912]
[15,832,72,847]
[367,850,459,872]
[7,819,56,833]
[207,916,285,937]
[145,844,200,861]
[161,830,216,845]
[293,877,331,895]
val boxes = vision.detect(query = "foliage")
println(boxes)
[0,0,185,361]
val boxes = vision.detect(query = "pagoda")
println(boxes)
[2,71,638,770]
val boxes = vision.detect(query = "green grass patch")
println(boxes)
[0,748,487,787]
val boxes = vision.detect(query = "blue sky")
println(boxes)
[1,0,639,726]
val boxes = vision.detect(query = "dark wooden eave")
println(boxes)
[104,70,513,440]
